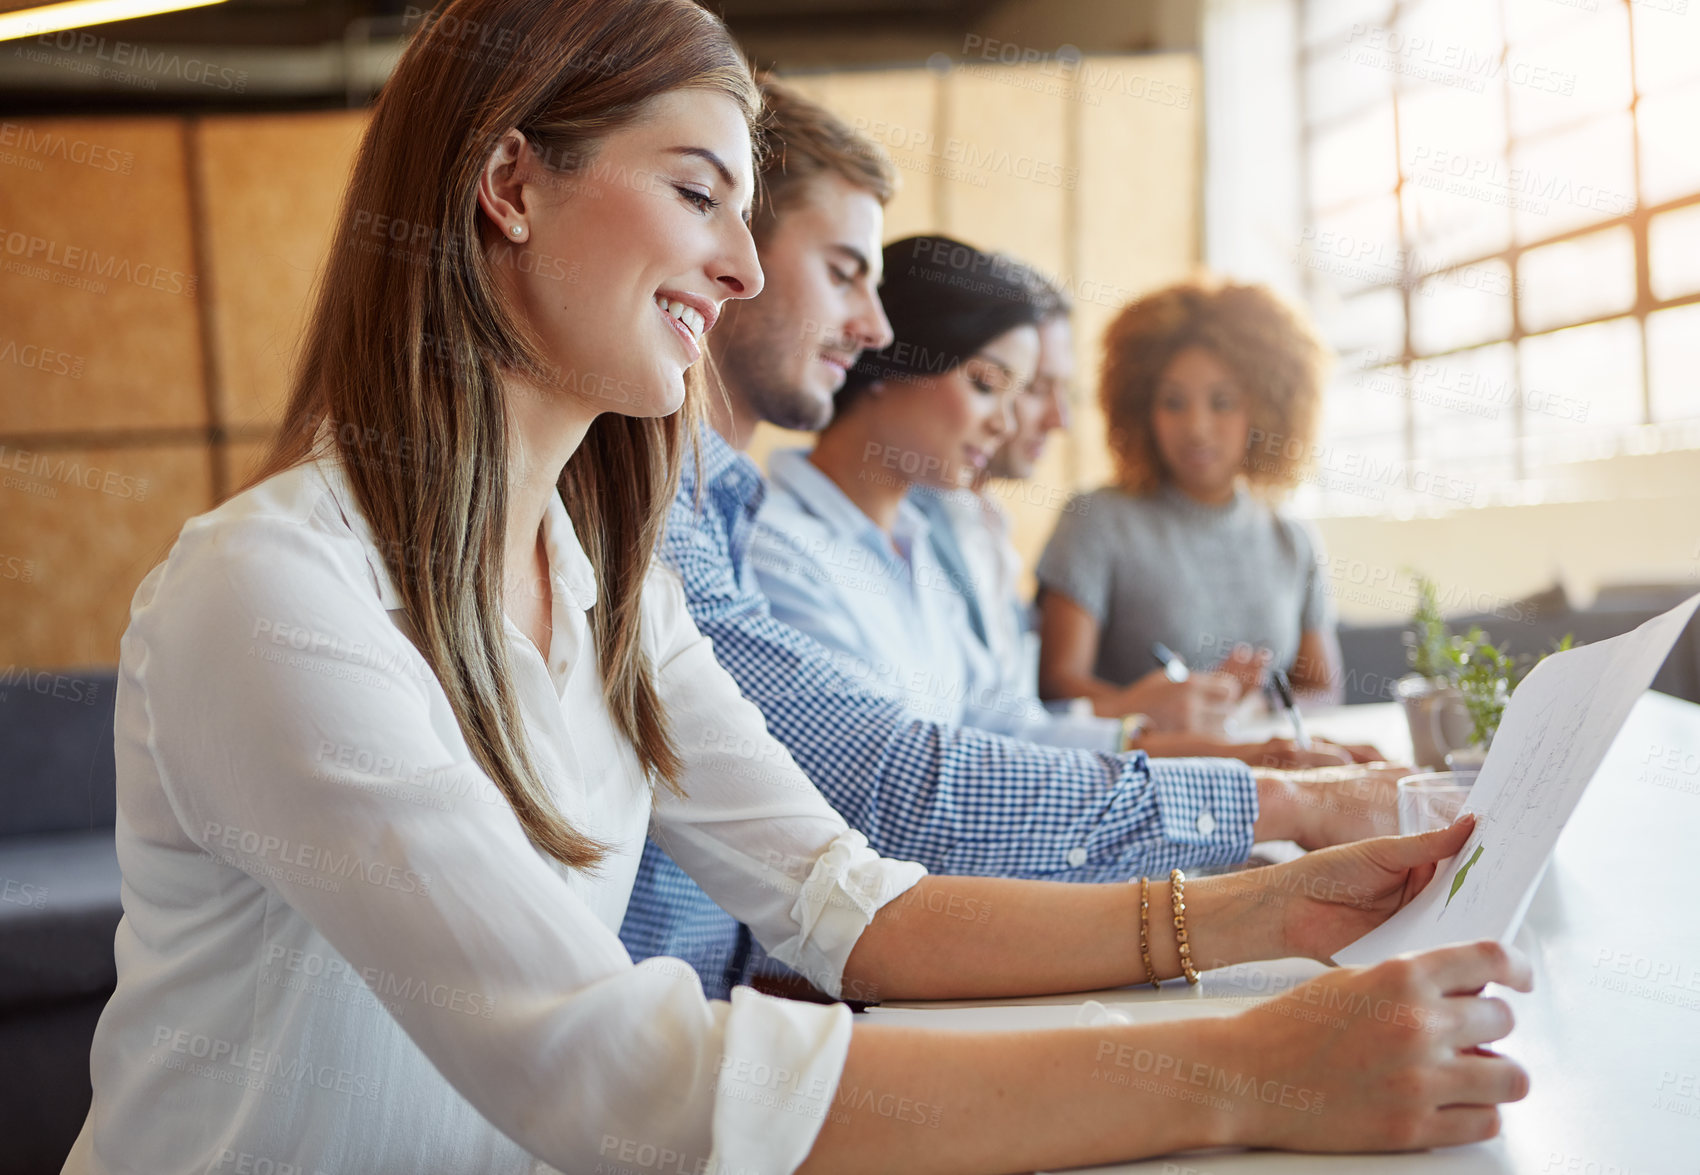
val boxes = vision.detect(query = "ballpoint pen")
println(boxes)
[1270,667,1312,750]
[1150,641,1189,683]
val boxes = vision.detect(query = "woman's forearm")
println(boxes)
[797,1016,1241,1175]
[1035,658,1158,720]
[1135,730,1251,760]
[807,936,1535,1173]
[1290,628,1345,703]
[810,832,1530,1171]
[1036,592,1130,714]
[1290,667,1342,705]
[1038,665,1130,713]
[842,875,1272,1003]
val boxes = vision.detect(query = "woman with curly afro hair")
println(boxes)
[1036,278,1364,744]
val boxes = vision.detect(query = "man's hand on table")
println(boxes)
[1252,762,1405,849]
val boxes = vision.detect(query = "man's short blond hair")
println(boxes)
[754,75,897,238]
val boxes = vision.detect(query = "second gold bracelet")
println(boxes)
[1170,867,1201,985]
[1137,876,1160,990]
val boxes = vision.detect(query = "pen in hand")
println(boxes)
[1270,667,1312,750]
[1150,642,1190,683]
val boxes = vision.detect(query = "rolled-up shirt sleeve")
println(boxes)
[642,566,929,996]
[132,512,914,1174]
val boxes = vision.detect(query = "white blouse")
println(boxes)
[60,454,927,1175]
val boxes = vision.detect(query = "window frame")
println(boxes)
[1296,0,1700,494]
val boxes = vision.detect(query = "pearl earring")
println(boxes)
[510,224,524,237]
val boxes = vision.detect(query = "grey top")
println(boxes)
[1035,483,1334,688]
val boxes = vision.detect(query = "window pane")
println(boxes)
[1650,204,1700,301]
[1301,195,1404,296]
[1519,226,1636,333]
[1307,429,1407,515]
[1400,166,1515,272]
[1399,68,1508,158]
[1633,1,1700,97]
[1309,105,1398,208]
[1507,6,1632,139]
[1314,286,1405,361]
[1411,261,1515,353]
[1398,84,1512,268]
[1648,304,1700,422]
[1410,343,1518,488]
[1393,0,1503,97]
[1638,82,1700,206]
[1328,12,1496,102]
[1508,113,1636,242]
[1503,0,1589,48]
[1327,361,1408,432]
[1311,363,1409,514]
[1306,0,1396,50]
[1519,318,1644,467]
[1306,35,1392,124]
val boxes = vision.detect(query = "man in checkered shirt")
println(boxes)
[619,79,1397,1000]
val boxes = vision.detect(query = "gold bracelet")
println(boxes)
[1170,868,1200,985]
[1138,876,1160,990]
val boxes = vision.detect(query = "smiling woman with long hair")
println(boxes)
[62,2,1533,1172]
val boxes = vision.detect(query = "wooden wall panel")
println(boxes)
[938,65,1070,277]
[0,56,1200,666]
[0,444,213,667]
[781,69,939,242]
[0,118,204,433]
[1070,54,1202,494]
[938,63,1075,584]
[195,110,368,433]
[217,438,271,494]
[748,69,942,467]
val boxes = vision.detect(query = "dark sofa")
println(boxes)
[0,669,120,1175]
[1335,583,1700,707]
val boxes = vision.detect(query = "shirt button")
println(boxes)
[1196,812,1217,837]
[1066,846,1088,867]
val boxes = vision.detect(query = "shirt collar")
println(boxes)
[765,447,932,557]
[310,440,598,615]
[538,485,598,613]
[694,424,766,509]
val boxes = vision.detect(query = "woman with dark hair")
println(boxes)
[752,239,1359,768]
[748,235,1066,732]
[1038,278,1361,721]
[64,9,1525,1172]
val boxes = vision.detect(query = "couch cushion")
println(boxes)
[1337,602,1700,707]
[0,669,117,838]
[0,992,106,1175]
[0,830,121,1008]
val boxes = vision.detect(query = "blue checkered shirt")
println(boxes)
[618,427,1259,998]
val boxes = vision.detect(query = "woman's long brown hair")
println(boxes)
[248,0,759,870]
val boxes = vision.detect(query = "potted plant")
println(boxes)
[1395,576,1475,769]
[1441,629,1574,771]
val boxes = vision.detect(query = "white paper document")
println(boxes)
[1336,591,1700,965]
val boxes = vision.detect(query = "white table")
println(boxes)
[866,694,1700,1173]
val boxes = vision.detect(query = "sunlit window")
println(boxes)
[1294,0,1700,515]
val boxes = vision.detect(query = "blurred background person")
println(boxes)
[756,238,1368,766]
[747,235,1056,737]
[1038,279,1355,732]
